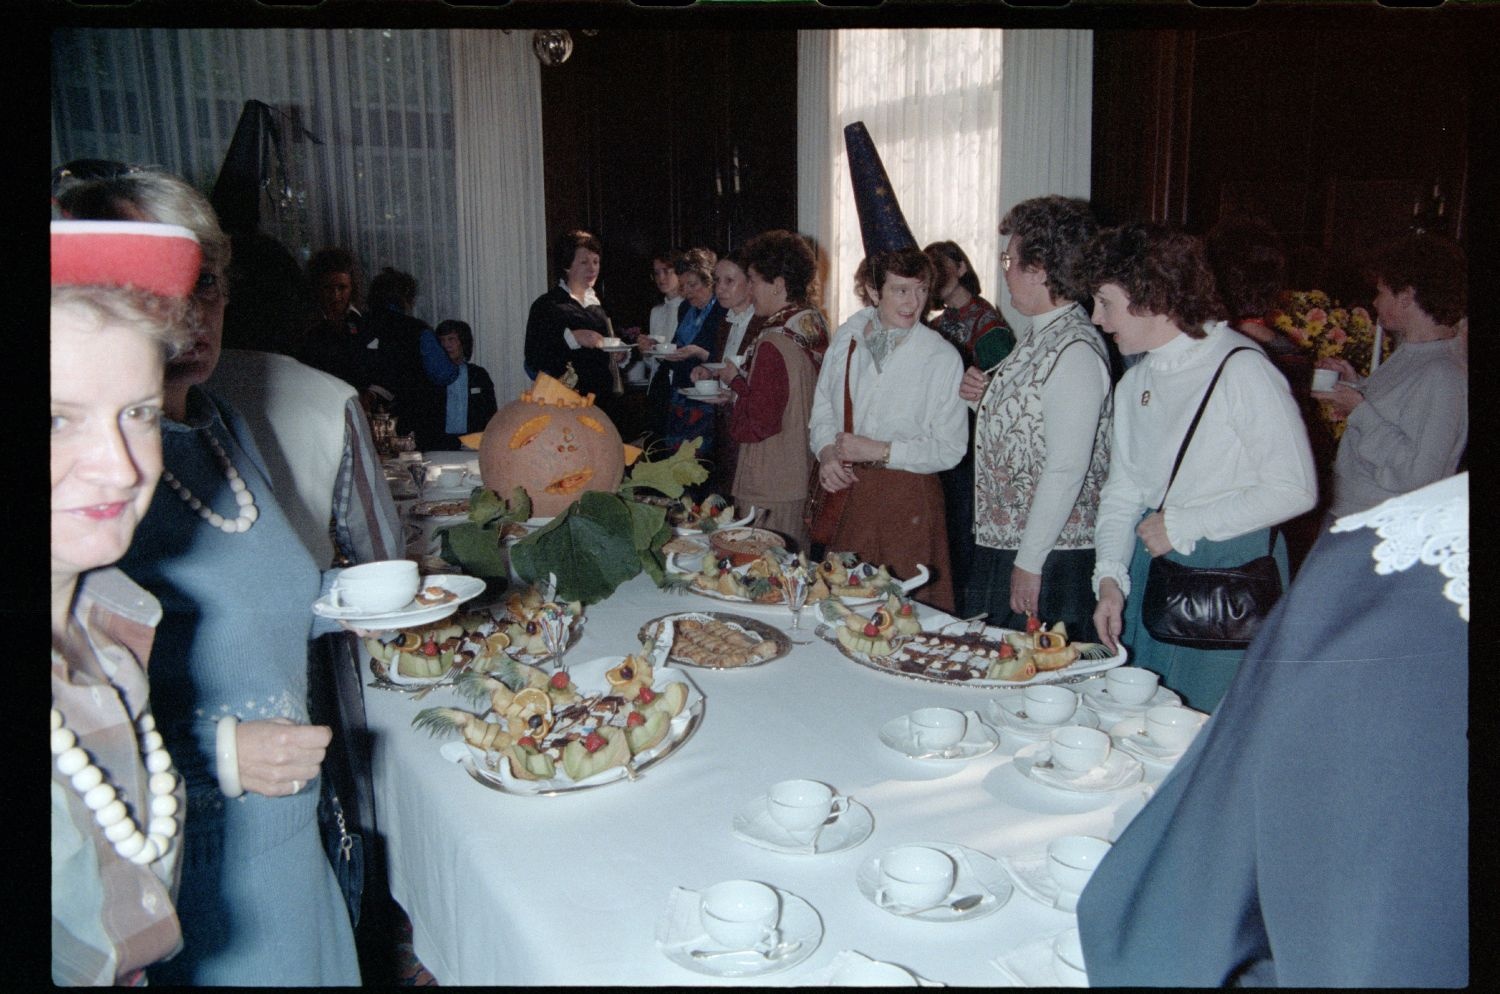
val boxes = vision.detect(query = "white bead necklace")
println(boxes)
[50,706,180,866]
[162,429,259,534]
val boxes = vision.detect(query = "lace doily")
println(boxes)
[1331,473,1468,622]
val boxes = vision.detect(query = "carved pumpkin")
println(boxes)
[479,374,626,517]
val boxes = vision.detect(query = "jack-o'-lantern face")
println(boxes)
[478,374,625,517]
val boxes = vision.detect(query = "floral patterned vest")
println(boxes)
[972,306,1113,551]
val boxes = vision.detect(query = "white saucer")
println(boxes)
[732,795,873,855]
[878,711,999,761]
[599,343,634,354]
[656,885,822,978]
[1012,741,1144,793]
[311,574,486,628]
[986,696,1101,738]
[1080,680,1182,718]
[856,843,1013,923]
[813,950,943,986]
[1108,716,1193,764]
[997,850,1063,910]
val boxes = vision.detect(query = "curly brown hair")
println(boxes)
[742,230,818,304]
[999,196,1098,304]
[1082,223,1225,337]
[865,246,934,296]
[1362,233,1467,327]
[1205,216,1287,322]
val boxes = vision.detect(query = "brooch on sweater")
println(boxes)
[1141,390,1151,406]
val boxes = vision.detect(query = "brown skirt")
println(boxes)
[829,466,954,613]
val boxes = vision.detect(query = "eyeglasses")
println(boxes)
[1000,251,1013,272]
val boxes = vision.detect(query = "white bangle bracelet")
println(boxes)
[216,715,244,798]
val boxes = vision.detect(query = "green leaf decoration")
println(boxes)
[508,491,643,604]
[439,520,510,578]
[468,485,531,527]
[620,437,710,498]
[410,706,473,738]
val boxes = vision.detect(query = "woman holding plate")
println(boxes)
[1084,223,1316,712]
[51,220,196,985]
[59,169,360,985]
[645,247,726,454]
[524,228,625,420]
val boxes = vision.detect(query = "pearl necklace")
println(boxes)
[162,430,259,533]
[50,706,180,866]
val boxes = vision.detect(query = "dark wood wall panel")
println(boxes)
[540,30,798,332]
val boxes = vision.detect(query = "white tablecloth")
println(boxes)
[366,467,1169,985]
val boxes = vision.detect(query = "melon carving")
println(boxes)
[479,373,625,517]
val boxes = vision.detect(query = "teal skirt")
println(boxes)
[1121,521,1288,713]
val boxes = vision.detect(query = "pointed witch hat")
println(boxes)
[844,121,918,257]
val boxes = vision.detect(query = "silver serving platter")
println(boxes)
[635,612,793,669]
[814,623,1125,689]
[367,614,586,691]
[460,698,705,796]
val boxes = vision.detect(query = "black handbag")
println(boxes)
[1140,347,1283,650]
[318,778,365,928]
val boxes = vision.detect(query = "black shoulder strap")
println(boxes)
[1156,346,1257,512]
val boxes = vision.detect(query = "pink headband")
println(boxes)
[51,220,202,298]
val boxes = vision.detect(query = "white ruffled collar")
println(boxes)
[559,279,601,309]
[1331,473,1468,622]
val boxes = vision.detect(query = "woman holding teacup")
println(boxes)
[51,220,196,984]
[1083,223,1316,712]
[645,246,727,454]
[1315,232,1467,518]
[58,169,360,984]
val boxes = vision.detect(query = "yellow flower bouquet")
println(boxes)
[1270,290,1392,439]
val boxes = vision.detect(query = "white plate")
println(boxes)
[1012,741,1144,793]
[997,850,1062,910]
[441,656,703,796]
[1080,680,1182,717]
[671,506,756,537]
[312,574,486,627]
[599,343,634,354]
[409,498,472,520]
[669,555,926,608]
[657,887,822,978]
[986,695,1101,738]
[732,795,874,855]
[856,843,1013,923]
[878,711,999,761]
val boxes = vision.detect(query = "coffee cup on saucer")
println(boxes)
[699,880,781,950]
[1049,725,1111,772]
[1145,705,1207,752]
[1310,367,1339,392]
[431,464,466,489]
[1053,928,1089,983]
[908,707,966,753]
[1022,685,1078,725]
[874,846,955,911]
[1047,835,1111,912]
[687,380,723,398]
[766,779,848,844]
[329,560,420,613]
[1104,666,1159,706]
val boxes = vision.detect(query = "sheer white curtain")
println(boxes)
[449,30,547,405]
[51,28,462,328]
[797,29,1093,331]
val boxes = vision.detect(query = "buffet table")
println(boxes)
[365,454,1172,985]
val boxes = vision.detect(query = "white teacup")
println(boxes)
[431,464,466,489]
[908,707,966,752]
[1022,684,1078,725]
[688,380,722,398]
[330,560,420,613]
[1145,705,1207,752]
[1053,928,1088,983]
[1311,367,1339,392]
[766,779,848,843]
[1047,835,1112,911]
[829,960,918,986]
[600,336,624,348]
[699,879,780,950]
[1104,666,1160,706]
[875,845,956,911]
[1049,725,1111,772]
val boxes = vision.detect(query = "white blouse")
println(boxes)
[1091,322,1317,597]
[720,305,756,362]
[808,308,968,475]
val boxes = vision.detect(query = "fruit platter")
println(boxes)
[817,607,1125,689]
[635,612,792,669]
[666,549,930,610]
[363,585,585,689]
[664,493,756,536]
[417,644,705,796]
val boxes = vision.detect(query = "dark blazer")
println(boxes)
[524,286,614,400]
[656,298,727,391]
[464,362,498,434]
[365,306,447,449]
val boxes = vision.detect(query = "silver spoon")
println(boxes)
[690,940,802,961]
[894,893,987,917]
